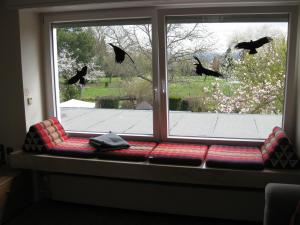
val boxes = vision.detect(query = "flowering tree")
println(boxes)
[211,36,287,114]
[58,49,99,102]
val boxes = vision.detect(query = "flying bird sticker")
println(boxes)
[193,56,223,79]
[68,66,88,85]
[109,43,135,64]
[235,36,273,55]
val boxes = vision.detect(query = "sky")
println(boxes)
[203,22,288,53]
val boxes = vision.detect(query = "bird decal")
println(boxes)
[109,43,135,64]
[67,66,88,85]
[193,56,223,78]
[235,36,273,55]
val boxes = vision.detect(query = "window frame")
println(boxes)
[43,5,298,145]
[43,7,160,141]
[156,6,298,145]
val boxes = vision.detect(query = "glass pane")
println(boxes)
[54,22,153,135]
[166,15,288,139]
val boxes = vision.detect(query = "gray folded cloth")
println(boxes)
[89,132,130,151]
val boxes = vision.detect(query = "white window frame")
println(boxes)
[157,5,298,145]
[43,7,160,141]
[43,5,298,145]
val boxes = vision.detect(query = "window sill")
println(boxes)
[9,150,300,189]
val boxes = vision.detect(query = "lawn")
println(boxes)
[80,77,124,101]
[60,75,282,114]
[79,76,229,101]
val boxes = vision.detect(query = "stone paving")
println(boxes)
[60,107,282,139]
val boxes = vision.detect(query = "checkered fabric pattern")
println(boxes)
[206,145,264,170]
[23,117,68,153]
[49,137,97,158]
[148,143,208,166]
[97,141,157,161]
[261,127,298,169]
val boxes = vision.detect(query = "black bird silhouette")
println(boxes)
[235,36,273,54]
[109,43,135,64]
[193,56,223,78]
[68,66,88,85]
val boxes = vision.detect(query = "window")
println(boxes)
[166,15,288,140]
[52,19,153,135]
[45,6,297,143]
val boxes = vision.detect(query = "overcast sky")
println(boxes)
[205,22,288,53]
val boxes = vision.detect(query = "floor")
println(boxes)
[5,200,262,225]
[60,107,281,139]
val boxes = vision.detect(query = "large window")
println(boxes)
[166,15,288,139]
[46,7,297,143]
[52,20,153,135]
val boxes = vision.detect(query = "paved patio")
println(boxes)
[60,107,282,139]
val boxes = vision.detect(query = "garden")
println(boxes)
[56,22,287,115]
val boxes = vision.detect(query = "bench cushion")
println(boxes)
[97,141,157,161]
[261,127,298,169]
[48,137,97,158]
[148,143,208,166]
[23,117,68,153]
[206,145,264,170]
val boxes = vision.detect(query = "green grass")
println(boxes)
[81,87,121,100]
[168,76,229,98]
[76,75,231,101]
[78,77,123,101]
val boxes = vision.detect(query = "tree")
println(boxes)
[57,27,96,64]
[56,27,102,102]
[211,56,221,72]
[57,49,99,102]
[166,23,215,63]
[91,26,108,68]
[99,23,215,82]
[102,25,152,82]
[211,35,287,114]
[219,48,235,79]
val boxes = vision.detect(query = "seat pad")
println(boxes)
[49,137,97,158]
[97,141,157,161]
[206,145,264,170]
[149,143,208,166]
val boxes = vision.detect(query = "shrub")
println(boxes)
[60,84,81,102]
[120,100,135,109]
[169,97,182,111]
[120,79,153,104]
[95,96,119,109]
[184,96,216,112]
[180,99,189,111]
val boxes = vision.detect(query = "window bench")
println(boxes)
[9,150,300,189]
[9,150,300,222]
[16,117,300,222]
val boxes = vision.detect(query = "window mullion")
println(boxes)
[152,10,161,141]
[157,11,168,141]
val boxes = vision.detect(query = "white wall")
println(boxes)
[19,10,45,131]
[0,2,27,149]
[2,0,300,149]
[0,3,45,150]
[0,0,299,222]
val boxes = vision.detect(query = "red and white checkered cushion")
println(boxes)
[261,127,298,168]
[206,145,264,170]
[97,141,157,161]
[148,143,208,166]
[49,137,97,158]
[23,117,68,153]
